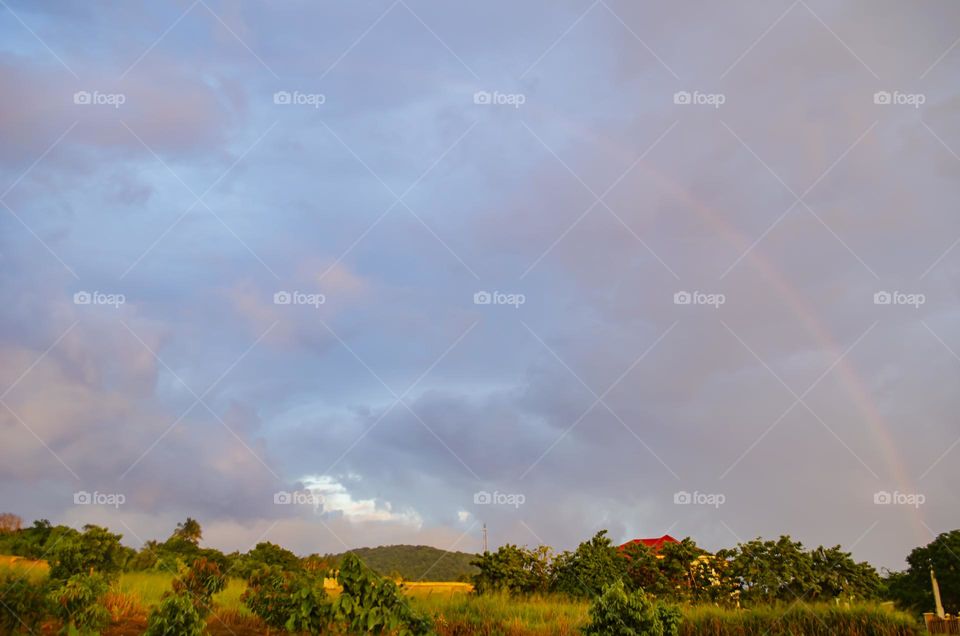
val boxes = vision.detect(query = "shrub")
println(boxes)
[0,570,49,634]
[583,580,679,636]
[335,553,432,635]
[172,557,225,617]
[145,592,205,636]
[242,566,299,630]
[49,572,111,635]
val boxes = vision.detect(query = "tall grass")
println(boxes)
[680,603,922,636]
[412,592,589,636]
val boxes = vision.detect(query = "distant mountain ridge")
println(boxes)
[335,544,478,582]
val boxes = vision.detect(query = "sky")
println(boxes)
[0,0,958,572]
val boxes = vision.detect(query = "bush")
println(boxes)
[335,553,432,635]
[49,572,110,635]
[145,592,205,636]
[583,580,679,636]
[172,557,225,617]
[0,570,49,634]
[243,565,330,633]
[551,531,627,598]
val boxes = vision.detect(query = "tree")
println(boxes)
[808,545,880,601]
[0,513,22,534]
[550,530,627,598]
[49,573,111,635]
[719,536,814,605]
[620,542,666,594]
[471,544,551,595]
[49,525,125,581]
[887,530,960,615]
[172,518,202,545]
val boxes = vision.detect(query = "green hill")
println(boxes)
[335,544,478,582]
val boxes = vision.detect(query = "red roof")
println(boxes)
[619,534,679,553]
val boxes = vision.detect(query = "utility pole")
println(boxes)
[482,523,488,553]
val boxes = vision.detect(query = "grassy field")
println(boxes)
[1,559,923,635]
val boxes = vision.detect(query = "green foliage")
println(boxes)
[0,569,50,634]
[551,531,627,598]
[242,565,332,633]
[621,542,667,595]
[171,557,226,617]
[49,524,125,581]
[0,520,80,561]
[171,518,202,545]
[886,529,960,615]
[472,544,552,595]
[335,552,432,635]
[338,545,478,582]
[582,579,680,636]
[49,572,110,635]
[229,541,301,579]
[145,592,205,636]
[719,536,880,606]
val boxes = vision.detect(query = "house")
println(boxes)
[619,534,680,554]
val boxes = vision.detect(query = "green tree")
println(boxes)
[620,542,666,594]
[49,525,125,581]
[550,530,627,598]
[471,544,551,595]
[172,518,202,545]
[808,545,880,601]
[887,530,960,615]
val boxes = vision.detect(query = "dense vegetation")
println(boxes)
[0,512,951,634]
[331,544,478,582]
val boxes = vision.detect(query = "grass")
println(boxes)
[0,559,926,635]
[412,592,589,636]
